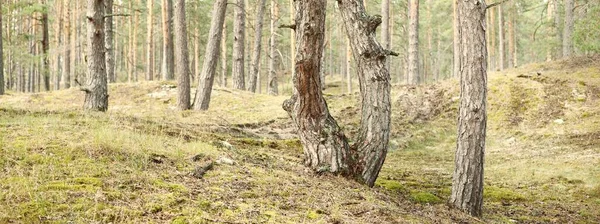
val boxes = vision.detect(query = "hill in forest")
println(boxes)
[1,56,599,223]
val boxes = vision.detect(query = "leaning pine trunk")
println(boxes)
[192,0,228,110]
[83,0,109,111]
[450,0,488,217]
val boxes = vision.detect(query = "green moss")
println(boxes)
[171,216,189,224]
[484,186,527,202]
[306,210,319,220]
[410,192,442,204]
[376,179,406,192]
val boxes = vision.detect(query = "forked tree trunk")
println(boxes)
[248,0,267,92]
[284,0,393,187]
[192,0,227,110]
[407,0,419,84]
[174,0,190,110]
[450,0,487,217]
[232,0,246,90]
[105,0,115,83]
[83,0,109,112]
[267,0,279,95]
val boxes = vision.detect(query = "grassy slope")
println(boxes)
[1,56,599,223]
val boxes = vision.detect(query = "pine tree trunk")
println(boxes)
[63,1,72,88]
[498,5,505,71]
[105,0,115,83]
[489,6,496,71]
[42,5,50,91]
[146,0,154,81]
[381,0,390,72]
[450,0,487,217]
[128,0,134,82]
[267,0,278,95]
[162,0,175,80]
[192,0,227,110]
[232,0,246,90]
[133,0,139,82]
[173,0,190,110]
[408,0,419,84]
[248,0,267,92]
[289,0,295,86]
[55,0,63,91]
[508,3,515,68]
[453,0,460,77]
[0,0,3,95]
[284,0,393,187]
[221,22,228,87]
[83,0,109,112]
[546,0,555,61]
[563,0,574,57]
[346,38,351,93]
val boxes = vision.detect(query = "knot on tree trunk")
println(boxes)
[366,15,382,35]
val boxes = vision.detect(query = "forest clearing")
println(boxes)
[1,56,599,223]
[1,0,600,223]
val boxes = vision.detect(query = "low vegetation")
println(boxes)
[1,56,599,223]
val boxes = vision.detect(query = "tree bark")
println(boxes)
[450,0,487,217]
[54,0,63,91]
[248,0,267,92]
[289,0,295,87]
[174,0,190,110]
[133,0,140,82]
[563,0,574,57]
[162,0,175,80]
[146,0,154,81]
[267,0,279,95]
[192,0,227,110]
[489,6,496,71]
[408,0,419,84]
[83,0,109,112]
[453,0,460,78]
[232,0,246,90]
[346,38,352,93]
[128,0,134,82]
[507,3,515,68]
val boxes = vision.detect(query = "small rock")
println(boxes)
[553,119,564,124]
[221,141,235,150]
[505,137,517,145]
[216,157,235,165]
[192,162,214,179]
[451,96,460,102]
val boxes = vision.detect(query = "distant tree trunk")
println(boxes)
[450,0,487,217]
[381,0,390,72]
[105,0,115,83]
[426,0,433,82]
[289,0,295,85]
[162,0,175,80]
[128,0,134,82]
[507,3,515,68]
[42,4,50,91]
[489,5,496,71]
[563,0,574,57]
[498,5,505,70]
[133,0,140,82]
[408,0,419,84]
[345,38,351,93]
[221,23,228,87]
[267,0,279,95]
[146,0,154,81]
[248,0,267,92]
[284,0,393,187]
[83,0,109,112]
[63,1,72,88]
[192,0,227,110]
[55,0,63,91]
[174,0,190,110]
[546,0,555,61]
[453,0,459,78]
[232,0,246,90]
[0,0,3,95]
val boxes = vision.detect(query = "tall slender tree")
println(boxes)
[162,0,175,80]
[105,0,115,83]
[381,0,390,72]
[221,22,228,87]
[193,0,228,110]
[563,0,574,57]
[248,0,267,92]
[146,0,154,81]
[407,0,419,84]
[63,0,72,88]
[267,0,279,95]
[174,0,190,110]
[82,0,109,112]
[498,5,505,70]
[232,0,246,90]
[42,1,50,91]
[0,0,3,95]
[450,0,488,217]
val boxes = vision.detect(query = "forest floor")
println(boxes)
[1,55,599,223]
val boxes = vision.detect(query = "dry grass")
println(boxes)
[1,57,599,223]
